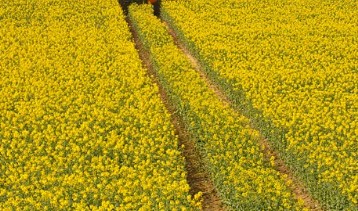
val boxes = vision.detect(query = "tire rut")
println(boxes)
[124,15,225,211]
[162,20,323,211]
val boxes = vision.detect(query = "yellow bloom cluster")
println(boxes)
[129,4,305,210]
[162,0,357,209]
[0,0,199,209]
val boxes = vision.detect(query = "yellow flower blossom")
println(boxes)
[129,4,304,209]
[162,0,357,208]
[0,0,198,209]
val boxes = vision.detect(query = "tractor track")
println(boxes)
[124,15,225,211]
[162,20,324,211]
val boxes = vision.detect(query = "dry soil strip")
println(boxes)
[163,20,323,211]
[124,17,225,211]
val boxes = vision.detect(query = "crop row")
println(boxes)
[0,0,199,209]
[161,0,357,209]
[129,4,306,210]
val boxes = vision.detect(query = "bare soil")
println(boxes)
[259,138,323,210]
[125,17,225,211]
[163,23,231,104]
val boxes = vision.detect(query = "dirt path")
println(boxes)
[259,138,323,210]
[163,23,230,105]
[125,17,225,211]
[163,20,323,211]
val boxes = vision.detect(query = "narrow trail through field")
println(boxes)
[163,21,324,211]
[124,16,225,211]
